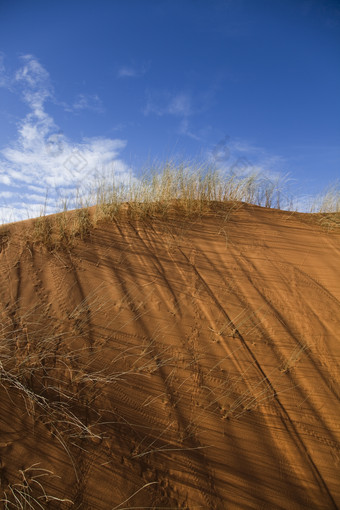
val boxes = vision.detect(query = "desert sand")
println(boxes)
[0,202,339,509]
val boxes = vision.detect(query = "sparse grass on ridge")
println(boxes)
[93,162,287,221]
[308,182,340,231]
[2,162,339,247]
[28,207,92,249]
[16,163,291,249]
[309,182,340,213]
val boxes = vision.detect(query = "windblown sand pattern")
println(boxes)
[0,203,339,509]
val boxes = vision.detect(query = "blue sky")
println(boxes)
[0,0,339,221]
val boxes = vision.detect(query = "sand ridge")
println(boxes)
[0,203,339,509]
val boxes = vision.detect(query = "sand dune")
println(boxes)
[0,203,339,509]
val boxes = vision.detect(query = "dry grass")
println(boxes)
[280,343,310,374]
[310,182,340,213]
[0,283,314,507]
[0,464,73,509]
[0,167,337,506]
[307,182,340,231]
[28,207,92,250]
[0,291,191,483]
[94,162,286,221]
[12,164,339,248]
[0,310,104,450]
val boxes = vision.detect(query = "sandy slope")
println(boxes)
[0,203,339,509]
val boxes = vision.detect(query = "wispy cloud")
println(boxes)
[144,91,192,117]
[118,66,138,78]
[208,136,286,174]
[0,55,131,223]
[72,93,104,113]
[168,93,192,116]
[14,54,53,115]
[178,118,201,141]
[0,52,8,87]
[117,62,149,78]
[143,90,212,141]
[205,135,294,206]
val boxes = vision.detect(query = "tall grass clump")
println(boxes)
[28,194,92,249]
[94,161,287,221]
[310,182,340,213]
[308,182,340,230]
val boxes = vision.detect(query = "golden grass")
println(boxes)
[15,162,289,249]
[94,163,286,220]
[5,163,337,249]
[307,182,340,230]
[0,464,73,509]
[310,182,340,213]
[28,207,91,250]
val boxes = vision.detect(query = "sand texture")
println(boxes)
[0,203,339,509]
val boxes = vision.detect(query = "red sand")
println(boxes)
[0,203,339,509]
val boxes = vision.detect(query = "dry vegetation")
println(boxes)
[0,282,308,508]
[305,182,340,231]
[18,164,292,249]
[25,166,340,248]
[0,165,339,508]
[0,464,72,509]
[3,164,337,249]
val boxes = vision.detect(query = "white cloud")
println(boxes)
[168,93,192,116]
[0,173,11,185]
[205,136,296,208]
[144,91,192,117]
[14,54,53,115]
[143,88,219,141]
[0,55,132,223]
[117,62,149,78]
[71,93,104,113]
[178,119,201,141]
[143,91,198,138]
[207,137,286,176]
[0,52,7,87]
[118,66,138,78]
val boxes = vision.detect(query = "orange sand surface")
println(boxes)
[0,203,339,509]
